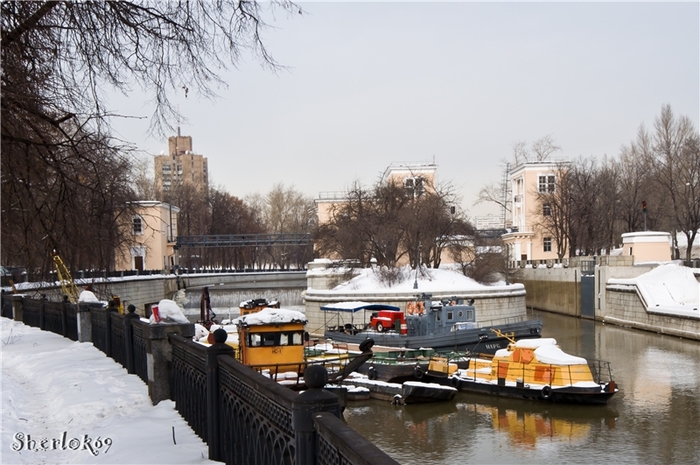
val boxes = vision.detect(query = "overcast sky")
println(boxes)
[108,1,699,218]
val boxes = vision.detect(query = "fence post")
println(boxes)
[292,365,342,465]
[76,303,95,343]
[206,328,234,462]
[11,295,24,322]
[145,322,194,405]
[124,304,140,374]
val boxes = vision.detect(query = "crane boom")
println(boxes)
[52,252,80,303]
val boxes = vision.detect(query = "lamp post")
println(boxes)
[413,241,421,289]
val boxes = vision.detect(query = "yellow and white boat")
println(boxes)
[449,338,618,404]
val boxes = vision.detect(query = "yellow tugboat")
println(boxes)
[199,307,374,390]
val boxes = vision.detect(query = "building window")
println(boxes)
[404,176,424,197]
[538,175,556,193]
[543,204,552,216]
[132,216,143,235]
[543,237,552,252]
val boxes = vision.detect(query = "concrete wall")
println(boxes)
[32,271,307,317]
[513,265,580,316]
[513,255,700,341]
[304,259,528,337]
[603,284,700,341]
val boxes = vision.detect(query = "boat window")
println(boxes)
[262,333,277,346]
[292,332,303,345]
[280,333,289,345]
[250,334,261,347]
[447,311,454,320]
[467,309,474,320]
[458,311,463,318]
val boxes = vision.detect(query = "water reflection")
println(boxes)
[343,311,700,464]
[462,395,618,450]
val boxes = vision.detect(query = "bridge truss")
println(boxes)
[175,233,312,249]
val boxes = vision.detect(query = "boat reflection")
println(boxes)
[458,394,618,449]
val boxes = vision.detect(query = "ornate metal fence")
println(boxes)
[4,296,400,465]
[22,297,42,328]
[90,306,108,352]
[218,356,296,465]
[132,321,148,383]
[170,334,208,441]
[110,313,127,367]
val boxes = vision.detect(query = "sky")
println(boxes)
[107,1,699,218]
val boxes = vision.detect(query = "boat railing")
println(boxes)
[245,351,373,388]
[465,359,615,387]
[587,359,615,384]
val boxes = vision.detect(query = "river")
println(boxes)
[343,311,700,465]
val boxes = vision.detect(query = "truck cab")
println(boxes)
[370,310,407,334]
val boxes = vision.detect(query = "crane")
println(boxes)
[52,251,80,304]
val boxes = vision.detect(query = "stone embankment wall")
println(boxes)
[513,256,700,342]
[26,271,306,317]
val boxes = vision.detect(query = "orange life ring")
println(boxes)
[416,302,425,315]
[406,302,417,315]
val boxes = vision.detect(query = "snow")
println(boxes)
[77,290,100,304]
[493,338,588,365]
[235,307,306,327]
[1,317,220,465]
[608,263,700,317]
[330,265,508,292]
[150,299,190,324]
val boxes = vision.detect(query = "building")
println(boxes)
[316,161,438,228]
[501,159,570,262]
[380,161,438,196]
[154,132,209,195]
[114,201,180,271]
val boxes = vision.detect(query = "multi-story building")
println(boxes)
[501,159,570,262]
[114,201,180,271]
[154,132,209,195]
[315,161,438,230]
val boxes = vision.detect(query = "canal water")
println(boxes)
[343,311,700,465]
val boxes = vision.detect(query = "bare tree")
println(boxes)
[1,1,299,275]
[315,177,470,269]
[648,105,700,260]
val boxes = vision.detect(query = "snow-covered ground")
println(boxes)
[1,317,221,465]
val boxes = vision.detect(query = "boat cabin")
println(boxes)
[239,298,281,316]
[236,307,307,372]
[405,297,476,337]
[476,338,599,388]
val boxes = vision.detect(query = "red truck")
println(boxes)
[370,310,407,334]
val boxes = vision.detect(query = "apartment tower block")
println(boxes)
[154,132,209,195]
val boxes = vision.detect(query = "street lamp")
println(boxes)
[413,241,421,289]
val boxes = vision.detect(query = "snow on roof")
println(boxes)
[513,338,558,349]
[534,344,588,365]
[494,338,587,365]
[236,307,307,327]
[320,301,401,312]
